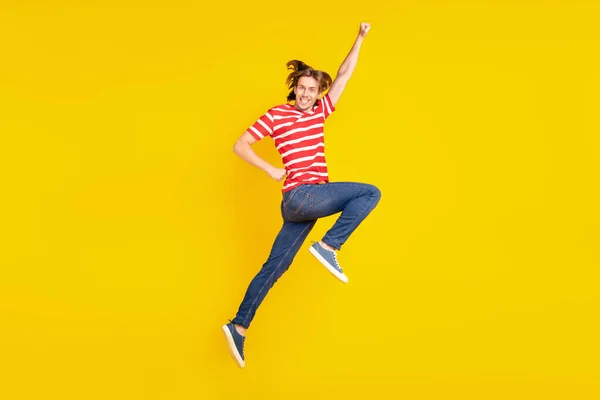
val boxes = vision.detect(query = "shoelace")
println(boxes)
[332,251,342,271]
[313,241,342,271]
[228,320,245,351]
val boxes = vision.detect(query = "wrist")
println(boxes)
[263,164,274,175]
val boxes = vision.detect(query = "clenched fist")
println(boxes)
[359,22,370,38]
[267,166,287,182]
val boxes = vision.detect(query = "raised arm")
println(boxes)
[327,22,370,107]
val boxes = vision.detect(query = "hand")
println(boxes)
[358,22,370,38]
[267,166,287,182]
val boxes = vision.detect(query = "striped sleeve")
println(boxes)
[248,110,275,140]
[321,93,336,119]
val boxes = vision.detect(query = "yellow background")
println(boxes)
[1,0,599,399]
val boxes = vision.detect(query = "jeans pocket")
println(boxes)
[283,187,314,216]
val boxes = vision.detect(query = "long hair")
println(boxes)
[285,60,333,102]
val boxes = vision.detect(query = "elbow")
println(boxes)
[233,138,242,152]
[233,139,246,154]
[233,131,255,154]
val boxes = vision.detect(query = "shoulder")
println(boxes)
[253,103,289,122]
[318,93,335,114]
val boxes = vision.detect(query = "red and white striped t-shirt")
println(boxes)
[247,93,336,193]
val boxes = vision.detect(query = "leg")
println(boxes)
[282,182,381,250]
[320,183,381,250]
[282,182,381,283]
[231,217,316,329]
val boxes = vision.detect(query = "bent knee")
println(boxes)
[366,184,381,201]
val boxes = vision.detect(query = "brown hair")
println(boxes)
[285,60,333,102]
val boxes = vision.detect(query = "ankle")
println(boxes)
[234,324,246,336]
[319,241,337,252]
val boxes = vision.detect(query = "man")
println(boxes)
[223,22,381,368]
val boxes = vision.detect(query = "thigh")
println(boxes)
[282,182,377,221]
[265,215,317,260]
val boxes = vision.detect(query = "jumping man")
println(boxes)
[223,22,381,368]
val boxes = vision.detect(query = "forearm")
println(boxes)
[233,141,274,174]
[336,36,364,79]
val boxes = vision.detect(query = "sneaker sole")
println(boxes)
[222,325,245,368]
[309,246,349,283]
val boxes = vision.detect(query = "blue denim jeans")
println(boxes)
[231,182,381,329]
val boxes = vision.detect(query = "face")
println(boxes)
[293,76,321,111]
